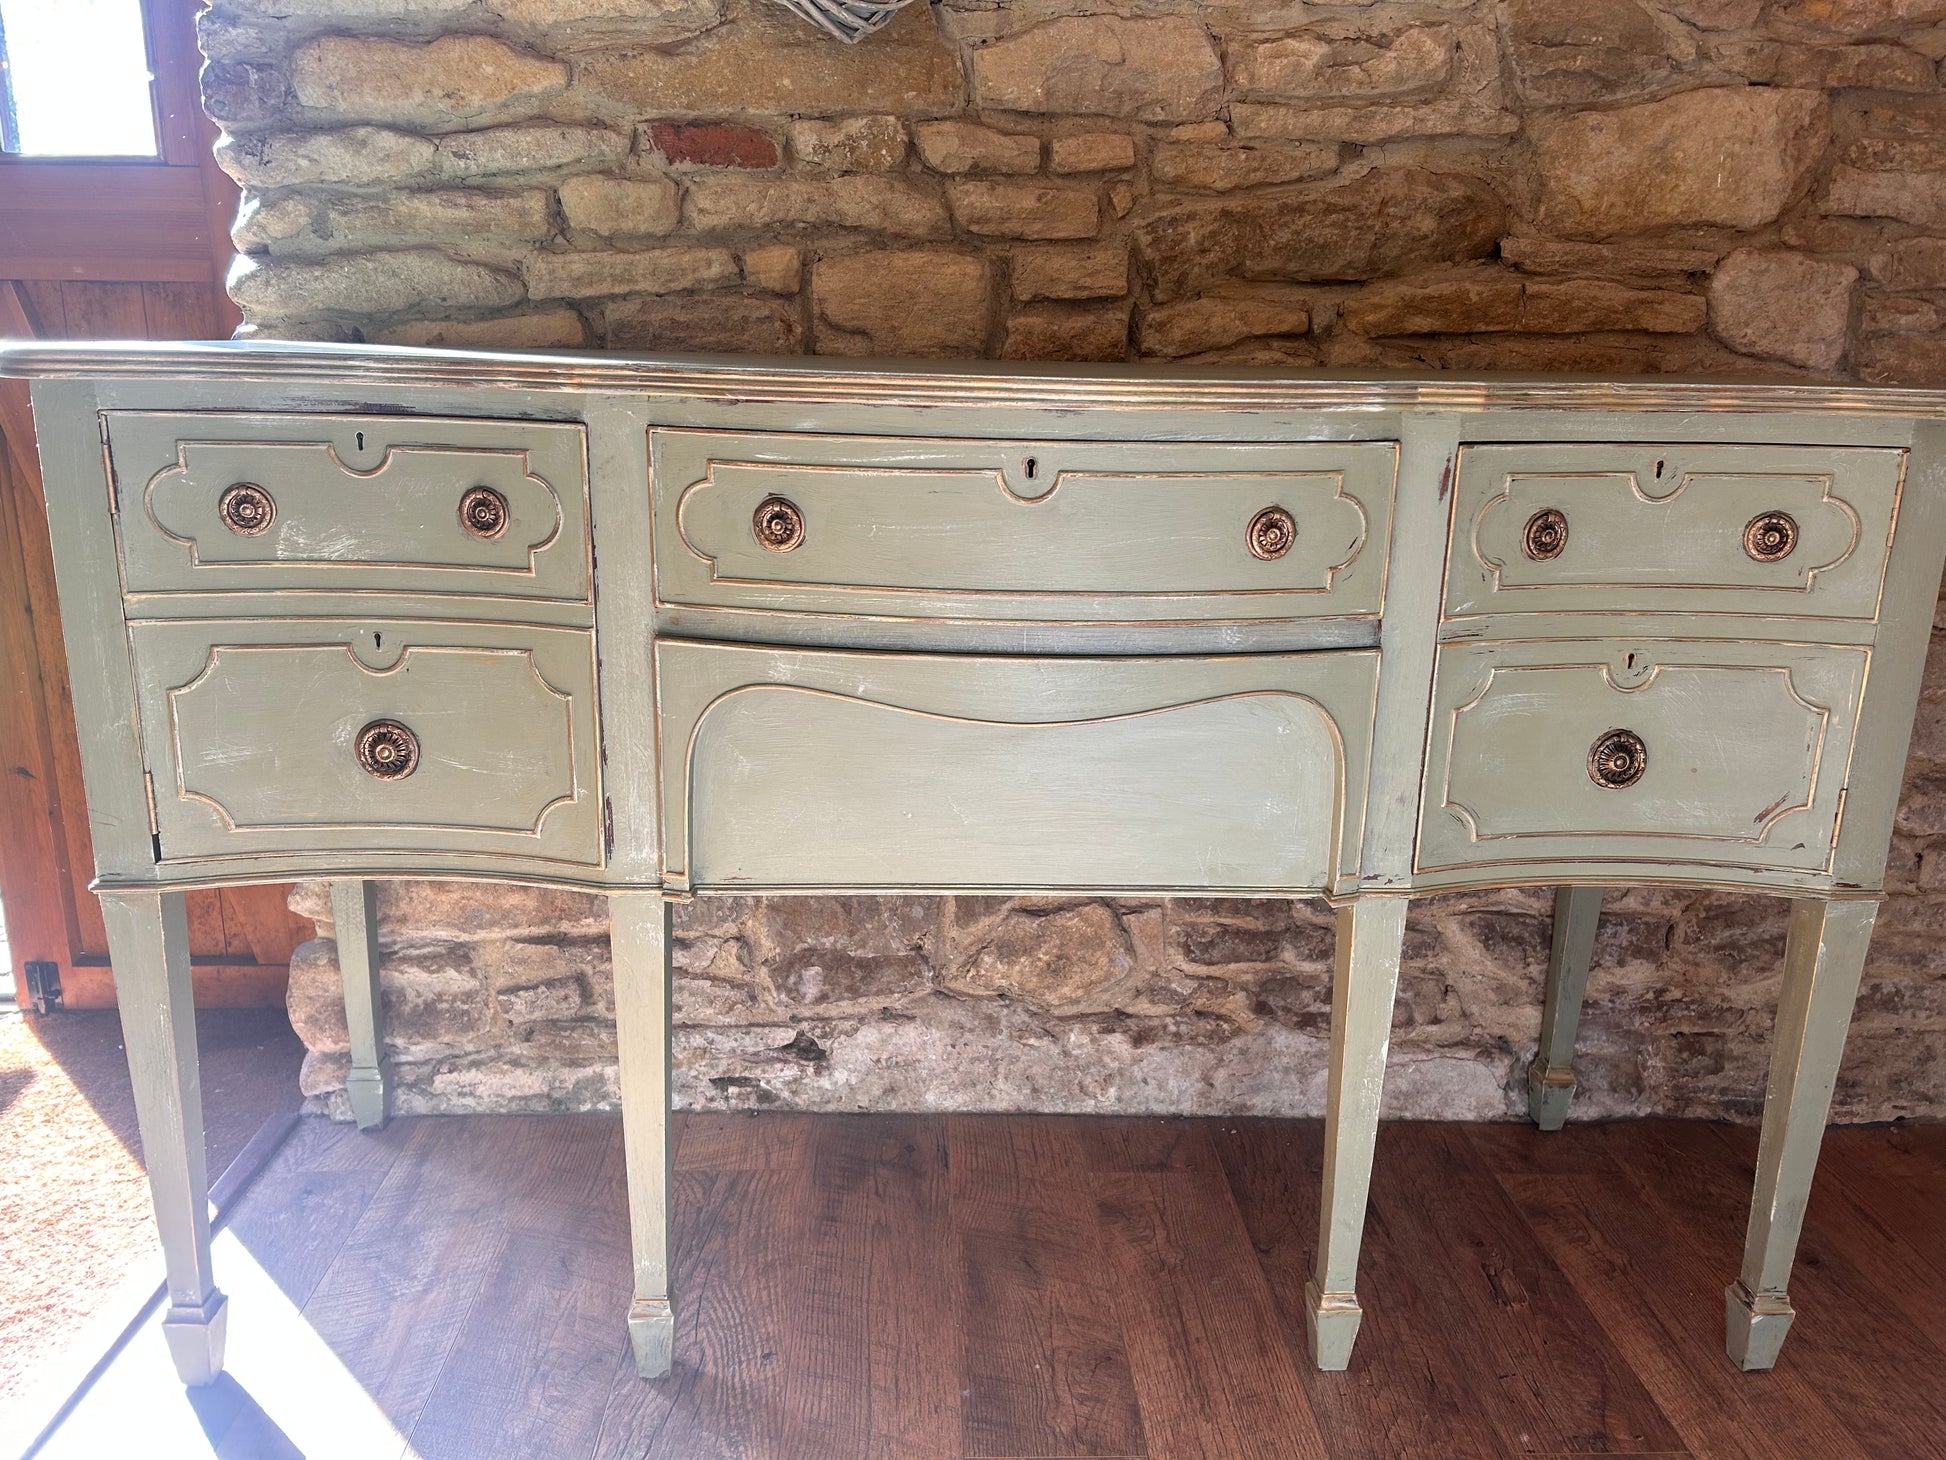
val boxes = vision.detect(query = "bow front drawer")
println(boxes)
[106,412,590,602]
[1416,639,1867,879]
[651,429,1396,623]
[1444,444,1902,622]
[129,620,602,866]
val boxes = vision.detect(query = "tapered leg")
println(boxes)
[1528,886,1604,1131]
[611,890,676,1377]
[332,879,389,1130]
[1306,895,1408,1371]
[101,889,227,1386]
[1726,896,1876,1371]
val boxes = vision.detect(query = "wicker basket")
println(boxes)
[767,0,921,42]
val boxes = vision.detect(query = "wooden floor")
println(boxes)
[38,1113,1946,1460]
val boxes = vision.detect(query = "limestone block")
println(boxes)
[969,15,1224,122]
[741,243,802,293]
[685,174,950,236]
[1229,23,1459,100]
[789,116,907,172]
[375,310,590,348]
[1048,133,1137,174]
[292,35,567,127]
[913,120,1040,175]
[1708,248,1858,370]
[230,250,523,321]
[558,173,683,238]
[813,249,993,356]
[604,293,803,353]
[1133,167,1506,302]
[949,180,1100,239]
[1529,88,1828,238]
[524,247,736,299]
[1139,287,1313,358]
[1502,0,1688,106]
[488,0,725,46]
[311,188,555,249]
[577,0,960,116]
[1000,302,1133,361]
[1826,164,1946,230]
[436,125,633,179]
[216,127,436,189]
[1151,140,1338,192]
[1010,241,1129,301]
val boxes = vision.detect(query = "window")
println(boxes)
[0,0,160,158]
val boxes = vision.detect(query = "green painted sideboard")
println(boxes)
[4,340,1943,1386]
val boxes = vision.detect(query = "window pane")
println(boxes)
[1,0,159,157]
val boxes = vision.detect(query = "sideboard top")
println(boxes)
[6,338,1946,419]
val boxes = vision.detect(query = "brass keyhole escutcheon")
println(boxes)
[753,496,805,552]
[1588,728,1647,790]
[1248,505,1296,561]
[219,483,275,536]
[356,719,420,780]
[460,485,509,539]
[1744,511,1798,562]
[1523,508,1568,561]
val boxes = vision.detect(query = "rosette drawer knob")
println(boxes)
[1587,728,1647,790]
[1248,505,1296,561]
[355,719,420,780]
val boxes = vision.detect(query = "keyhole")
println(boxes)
[374,632,383,650]
[1626,652,1636,669]
[1653,458,1666,479]
[1025,457,1038,480]
[356,431,366,452]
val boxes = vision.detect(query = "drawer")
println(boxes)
[107,412,590,601]
[131,619,602,866]
[1416,639,1867,878]
[1444,444,1902,622]
[656,639,1378,894]
[652,429,1395,623]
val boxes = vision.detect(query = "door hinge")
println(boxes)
[23,961,63,1014]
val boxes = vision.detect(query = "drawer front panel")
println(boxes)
[653,429,1395,622]
[109,413,590,601]
[1417,639,1867,876]
[657,640,1378,894]
[132,620,602,865]
[1445,444,1902,621]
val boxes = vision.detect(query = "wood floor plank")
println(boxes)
[1091,1131,1328,1460]
[593,1166,806,1460]
[1370,1122,1684,1456]
[673,1110,820,1173]
[1604,1121,1946,1460]
[1212,1119,1508,1460]
[223,1115,415,1311]
[1814,1124,1946,1290]
[1487,1163,1869,1460]
[408,1116,629,1460]
[295,1116,563,1440]
[1076,1115,1222,1174]
[952,1116,1147,1460]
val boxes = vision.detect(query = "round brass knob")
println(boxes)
[1248,505,1296,561]
[1588,729,1647,790]
[355,719,420,780]
[459,485,509,539]
[753,496,805,552]
[218,483,274,536]
[1744,511,1798,562]
[1523,508,1568,561]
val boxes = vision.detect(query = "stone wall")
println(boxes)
[203,0,1946,1121]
